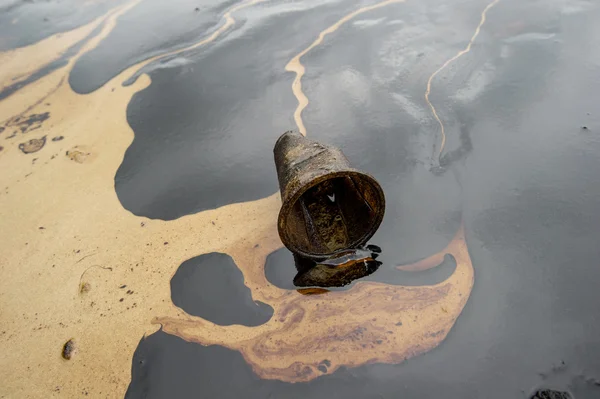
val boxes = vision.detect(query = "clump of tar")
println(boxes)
[62,339,76,360]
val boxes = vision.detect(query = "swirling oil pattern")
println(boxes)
[1,0,600,398]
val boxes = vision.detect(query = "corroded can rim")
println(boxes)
[277,169,386,260]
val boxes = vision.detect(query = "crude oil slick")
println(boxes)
[1,0,600,398]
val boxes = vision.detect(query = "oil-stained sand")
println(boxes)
[157,224,472,382]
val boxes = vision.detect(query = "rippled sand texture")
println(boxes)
[0,0,501,395]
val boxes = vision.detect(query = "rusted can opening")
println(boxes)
[274,131,385,259]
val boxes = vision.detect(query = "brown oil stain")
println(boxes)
[157,0,475,383]
[156,224,472,382]
[0,0,490,396]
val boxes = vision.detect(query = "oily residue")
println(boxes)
[157,224,472,382]
[0,13,108,93]
[122,0,267,87]
[285,0,406,136]
[0,0,486,396]
[157,0,478,383]
[425,0,501,163]
[170,252,273,327]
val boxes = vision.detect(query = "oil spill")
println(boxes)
[0,59,67,101]
[264,248,296,290]
[131,0,600,395]
[123,0,473,387]
[3,0,600,396]
[265,245,457,290]
[0,0,120,51]
[170,252,273,326]
[114,1,389,220]
[69,0,242,94]
[125,330,287,399]
[127,328,600,399]
[156,221,472,383]
[0,23,104,100]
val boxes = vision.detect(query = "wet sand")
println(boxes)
[1,0,600,397]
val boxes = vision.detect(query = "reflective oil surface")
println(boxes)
[1,0,600,398]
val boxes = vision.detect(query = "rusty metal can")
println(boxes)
[273,131,385,260]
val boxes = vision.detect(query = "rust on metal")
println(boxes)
[273,131,385,260]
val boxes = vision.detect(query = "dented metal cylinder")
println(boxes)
[273,131,385,260]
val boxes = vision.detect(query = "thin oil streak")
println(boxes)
[285,0,406,136]
[0,1,139,125]
[424,0,500,162]
[126,0,266,81]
